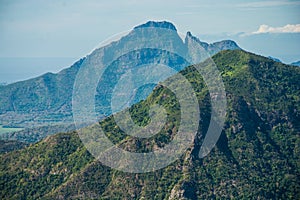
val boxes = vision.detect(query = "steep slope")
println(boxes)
[0,21,240,131]
[1,50,299,199]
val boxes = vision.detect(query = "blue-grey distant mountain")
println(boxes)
[290,60,300,67]
[134,21,177,31]
[186,32,240,55]
[268,56,281,63]
[0,21,240,132]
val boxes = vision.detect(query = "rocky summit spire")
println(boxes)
[134,21,177,31]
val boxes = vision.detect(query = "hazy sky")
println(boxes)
[0,0,300,83]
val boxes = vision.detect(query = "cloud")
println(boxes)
[252,24,300,34]
[237,0,300,8]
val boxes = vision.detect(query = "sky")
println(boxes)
[0,0,300,83]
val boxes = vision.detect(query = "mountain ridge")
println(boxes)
[1,49,299,199]
[291,60,300,67]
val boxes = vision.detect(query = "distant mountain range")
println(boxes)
[1,50,299,199]
[267,56,281,63]
[0,21,240,131]
[267,56,300,67]
[290,60,300,67]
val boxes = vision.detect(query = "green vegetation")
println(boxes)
[0,123,76,143]
[0,50,299,199]
[0,140,28,153]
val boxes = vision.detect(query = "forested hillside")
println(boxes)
[1,50,299,199]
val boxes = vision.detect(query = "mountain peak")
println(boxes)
[185,31,240,55]
[211,40,240,49]
[134,21,177,31]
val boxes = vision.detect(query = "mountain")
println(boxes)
[268,56,281,63]
[0,58,85,127]
[186,31,240,55]
[290,60,300,67]
[0,21,240,141]
[1,50,299,199]
[134,21,177,30]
